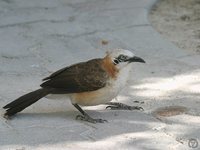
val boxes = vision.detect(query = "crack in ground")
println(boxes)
[0,19,68,29]
[49,23,150,39]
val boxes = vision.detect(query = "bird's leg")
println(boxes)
[72,104,107,123]
[105,102,143,110]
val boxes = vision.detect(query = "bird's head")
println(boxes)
[106,49,145,69]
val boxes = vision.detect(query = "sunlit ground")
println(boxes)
[131,69,200,98]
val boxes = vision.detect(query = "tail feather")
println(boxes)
[3,88,51,117]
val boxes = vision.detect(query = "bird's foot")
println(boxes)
[76,114,107,123]
[106,102,143,111]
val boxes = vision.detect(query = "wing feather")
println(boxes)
[41,59,108,93]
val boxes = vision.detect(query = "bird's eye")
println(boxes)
[118,55,128,61]
[113,59,119,65]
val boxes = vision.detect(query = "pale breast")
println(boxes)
[70,86,116,106]
[70,65,132,106]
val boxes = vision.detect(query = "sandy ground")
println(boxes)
[0,0,200,149]
[149,0,200,53]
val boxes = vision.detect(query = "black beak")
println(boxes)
[128,56,145,63]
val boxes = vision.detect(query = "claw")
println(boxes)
[106,106,118,110]
[76,115,84,120]
[130,106,144,111]
[106,102,144,111]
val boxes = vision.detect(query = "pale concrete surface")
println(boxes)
[0,0,199,150]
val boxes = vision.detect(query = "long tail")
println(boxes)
[3,88,51,117]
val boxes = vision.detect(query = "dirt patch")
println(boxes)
[149,0,200,53]
[101,39,109,45]
[152,106,187,117]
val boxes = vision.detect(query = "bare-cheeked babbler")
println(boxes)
[3,49,145,123]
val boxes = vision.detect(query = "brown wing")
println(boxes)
[40,59,109,93]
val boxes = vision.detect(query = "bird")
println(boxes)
[3,49,145,123]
